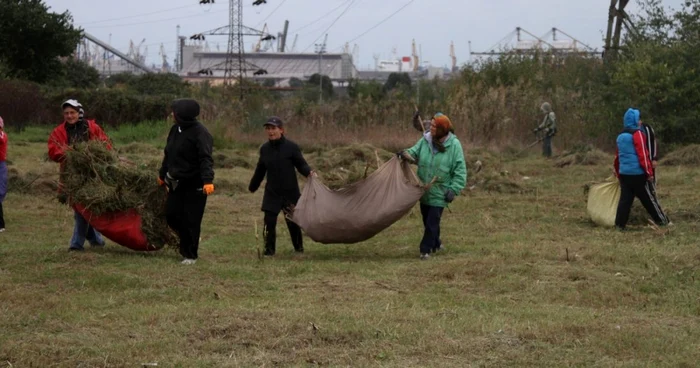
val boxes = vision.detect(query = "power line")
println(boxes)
[77,4,196,26]
[254,0,289,28]
[332,0,416,51]
[88,9,229,29]
[289,0,352,34]
[301,0,358,53]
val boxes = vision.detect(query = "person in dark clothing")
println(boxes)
[638,113,659,183]
[248,116,314,256]
[159,98,215,265]
[613,108,669,230]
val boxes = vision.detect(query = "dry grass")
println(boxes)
[661,144,700,166]
[1,136,699,367]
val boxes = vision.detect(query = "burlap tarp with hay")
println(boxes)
[62,141,177,251]
[290,156,426,244]
[586,176,621,227]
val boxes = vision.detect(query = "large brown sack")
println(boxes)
[290,156,426,244]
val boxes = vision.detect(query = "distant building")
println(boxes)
[179,45,357,85]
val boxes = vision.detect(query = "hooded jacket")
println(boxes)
[614,108,653,177]
[405,133,467,207]
[159,99,214,187]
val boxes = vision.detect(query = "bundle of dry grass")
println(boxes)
[555,145,611,168]
[308,143,394,189]
[213,151,254,169]
[61,141,177,249]
[660,144,700,166]
[471,170,527,194]
[8,168,58,196]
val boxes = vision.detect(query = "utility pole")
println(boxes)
[223,0,245,99]
[314,34,328,104]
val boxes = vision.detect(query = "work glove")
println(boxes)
[412,109,421,121]
[157,177,165,186]
[445,189,456,203]
[203,183,215,195]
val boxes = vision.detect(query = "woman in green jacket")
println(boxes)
[401,113,467,260]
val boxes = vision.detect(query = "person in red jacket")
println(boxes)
[0,116,7,232]
[48,100,112,251]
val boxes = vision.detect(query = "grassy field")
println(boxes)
[1,124,699,367]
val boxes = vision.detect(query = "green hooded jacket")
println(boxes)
[406,133,467,208]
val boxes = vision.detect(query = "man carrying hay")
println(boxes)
[249,116,314,256]
[533,102,557,157]
[613,108,669,230]
[399,113,467,260]
[159,99,214,265]
[48,99,111,251]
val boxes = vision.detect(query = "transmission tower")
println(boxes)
[224,0,245,99]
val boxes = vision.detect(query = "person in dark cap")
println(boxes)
[249,116,314,256]
[48,99,111,251]
[159,98,215,265]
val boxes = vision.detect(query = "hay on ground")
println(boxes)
[660,144,700,166]
[471,170,527,194]
[308,143,394,189]
[62,141,177,249]
[555,145,611,168]
[213,151,253,169]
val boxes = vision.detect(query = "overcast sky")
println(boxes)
[44,0,684,70]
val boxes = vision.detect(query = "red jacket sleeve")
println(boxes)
[88,120,112,150]
[633,131,653,177]
[614,148,620,178]
[48,125,68,163]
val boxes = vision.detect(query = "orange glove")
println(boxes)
[158,177,165,186]
[203,183,215,195]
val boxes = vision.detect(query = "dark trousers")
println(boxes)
[0,202,4,229]
[615,174,668,229]
[420,203,444,254]
[542,135,552,157]
[166,188,208,259]
[263,210,303,255]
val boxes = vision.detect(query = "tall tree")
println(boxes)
[0,0,81,83]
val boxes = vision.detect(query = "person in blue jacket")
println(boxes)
[613,108,669,230]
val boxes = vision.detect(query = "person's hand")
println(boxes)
[647,175,655,183]
[533,128,539,134]
[203,183,215,195]
[652,160,658,168]
[445,189,456,203]
[158,177,165,186]
[309,170,317,177]
[412,109,421,121]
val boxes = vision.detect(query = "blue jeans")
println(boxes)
[70,211,105,249]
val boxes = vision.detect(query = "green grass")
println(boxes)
[1,139,699,367]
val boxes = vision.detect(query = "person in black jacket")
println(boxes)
[158,98,215,265]
[249,116,313,256]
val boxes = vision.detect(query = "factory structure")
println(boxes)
[74,21,599,87]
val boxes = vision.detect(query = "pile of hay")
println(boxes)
[471,169,527,194]
[308,144,394,189]
[555,145,611,168]
[213,151,254,169]
[62,141,177,249]
[660,144,700,166]
[8,168,59,196]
